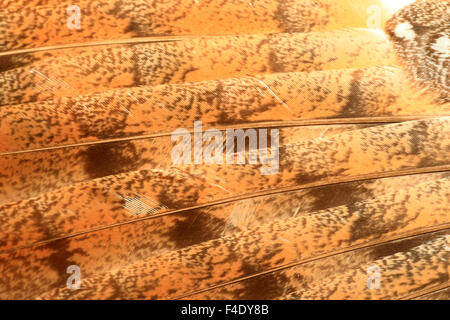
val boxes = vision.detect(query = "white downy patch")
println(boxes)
[431,35,450,58]
[394,21,416,41]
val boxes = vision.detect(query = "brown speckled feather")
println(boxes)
[0,0,403,52]
[33,178,450,299]
[0,66,448,153]
[0,0,449,300]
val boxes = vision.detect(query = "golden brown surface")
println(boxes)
[0,29,397,106]
[0,0,403,52]
[0,0,449,300]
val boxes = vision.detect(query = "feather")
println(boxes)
[1,66,448,153]
[33,177,450,299]
[0,0,449,300]
[385,0,449,101]
[0,29,397,106]
[1,0,401,52]
[0,117,449,204]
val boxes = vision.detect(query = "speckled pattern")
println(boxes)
[4,173,449,298]
[0,66,448,153]
[0,118,449,204]
[0,0,449,300]
[385,0,449,102]
[281,235,449,300]
[0,118,449,299]
[0,29,397,106]
[32,178,449,299]
[0,0,66,9]
[0,0,398,51]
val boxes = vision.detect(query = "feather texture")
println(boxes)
[0,0,449,300]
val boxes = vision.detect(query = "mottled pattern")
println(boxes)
[1,167,448,253]
[7,173,449,298]
[0,1,65,9]
[187,231,449,299]
[0,66,448,153]
[282,235,449,300]
[0,118,449,204]
[0,29,396,106]
[0,0,449,301]
[385,0,449,102]
[0,0,397,52]
[415,286,450,299]
[33,179,449,299]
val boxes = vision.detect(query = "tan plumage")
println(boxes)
[0,0,449,300]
